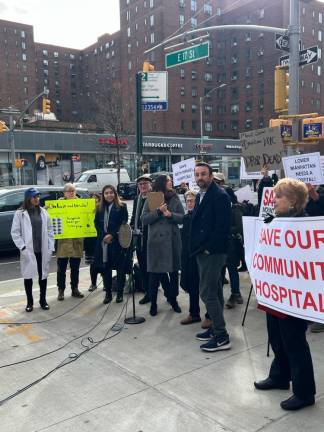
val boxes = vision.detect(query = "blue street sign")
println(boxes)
[142,101,168,111]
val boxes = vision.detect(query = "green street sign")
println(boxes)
[165,42,210,69]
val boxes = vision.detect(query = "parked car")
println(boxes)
[0,185,89,252]
[74,168,130,193]
[117,181,137,200]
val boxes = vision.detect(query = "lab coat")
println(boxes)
[11,208,54,279]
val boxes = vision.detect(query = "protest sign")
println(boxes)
[243,216,324,323]
[321,156,324,176]
[172,157,195,186]
[235,185,254,203]
[240,127,285,172]
[259,187,275,219]
[45,198,97,239]
[240,158,263,180]
[282,152,324,185]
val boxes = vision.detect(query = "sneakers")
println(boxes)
[88,284,97,292]
[200,335,231,352]
[310,322,324,333]
[180,315,201,325]
[196,328,213,341]
[226,294,243,309]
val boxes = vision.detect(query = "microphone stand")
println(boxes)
[124,231,145,325]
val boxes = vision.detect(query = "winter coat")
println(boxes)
[11,207,55,279]
[94,203,128,270]
[227,203,244,266]
[56,197,84,258]
[180,211,199,292]
[190,181,231,256]
[142,193,184,273]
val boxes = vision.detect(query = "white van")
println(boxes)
[74,168,130,193]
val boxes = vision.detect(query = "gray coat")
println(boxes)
[142,194,184,273]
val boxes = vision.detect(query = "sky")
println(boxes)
[0,0,120,49]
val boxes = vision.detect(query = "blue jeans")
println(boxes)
[227,263,241,296]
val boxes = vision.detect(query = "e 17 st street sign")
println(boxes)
[165,42,210,69]
[141,71,168,111]
[280,46,318,67]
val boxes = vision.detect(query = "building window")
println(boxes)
[204,72,212,81]
[245,119,253,129]
[42,50,48,56]
[231,104,239,114]
[179,14,185,26]
[21,30,25,38]
[245,32,251,42]
[316,82,321,93]
[217,72,226,82]
[216,7,221,16]
[217,105,226,114]
[319,12,323,24]
[217,121,226,131]
[231,70,238,81]
[204,3,212,15]
[192,120,198,131]
[180,103,186,112]
[191,17,197,28]
[302,7,306,15]
[245,67,252,78]
[231,87,239,99]
[259,8,265,19]
[128,61,132,70]
[245,101,252,112]
[318,65,321,76]
[22,53,27,61]
[150,15,154,26]
[180,68,185,79]
[259,118,264,128]
[192,104,198,113]
[231,37,238,47]
[21,41,26,49]
[231,54,239,64]
[179,0,185,7]
[257,48,264,56]
[217,56,226,66]
[127,27,131,37]
[205,105,213,114]
[192,70,197,80]
[319,30,322,42]
[180,86,185,96]
[258,65,264,74]
[23,76,28,82]
[150,33,155,44]
[181,120,185,131]
[192,87,198,97]
[126,10,131,21]
[204,122,213,132]
[150,0,154,8]
[231,120,238,130]
[246,48,252,59]
[191,0,197,12]
[259,98,264,109]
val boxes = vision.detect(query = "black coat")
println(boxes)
[130,195,148,252]
[180,211,199,292]
[306,188,324,216]
[94,203,128,270]
[190,181,231,256]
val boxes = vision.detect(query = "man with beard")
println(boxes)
[130,174,152,304]
[190,163,232,352]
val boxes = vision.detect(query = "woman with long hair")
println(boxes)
[94,185,128,304]
[11,188,54,312]
[142,174,184,316]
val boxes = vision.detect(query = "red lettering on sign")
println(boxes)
[259,228,281,247]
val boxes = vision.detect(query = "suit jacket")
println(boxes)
[190,181,231,256]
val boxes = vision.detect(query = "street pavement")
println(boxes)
[0,267,323,431]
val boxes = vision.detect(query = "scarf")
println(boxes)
[102,203,113,264]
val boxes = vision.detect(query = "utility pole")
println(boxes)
[135,72,143,176]
[288,0,300,150]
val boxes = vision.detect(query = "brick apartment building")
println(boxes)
[0,0,323,138]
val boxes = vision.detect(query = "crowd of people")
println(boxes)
[10,162,324,412]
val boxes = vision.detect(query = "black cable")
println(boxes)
[0,277,104,326]
[0,292,131,407]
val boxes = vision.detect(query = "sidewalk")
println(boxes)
[0,269,323,432]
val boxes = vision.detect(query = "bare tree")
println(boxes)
[91,83,131,184]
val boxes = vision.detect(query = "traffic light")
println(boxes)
[42,98,51,114]
[143,61,155,72]
[274,66,289,112]
[0,120,8,133]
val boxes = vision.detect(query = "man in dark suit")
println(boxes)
[190,162,232,352]
[130,174,152,304]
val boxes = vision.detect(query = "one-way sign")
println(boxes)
[275,33,289,51]
[280,46,318,67]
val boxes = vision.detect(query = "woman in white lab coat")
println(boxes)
[11,188,54,312]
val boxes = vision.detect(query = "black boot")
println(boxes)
[39,283,50,310]
[139,294,150,305]
[103,289,112,304]
[150,303,157,316]
[170,299,181,313]
[25,285,33,312]
[71,287,84,298]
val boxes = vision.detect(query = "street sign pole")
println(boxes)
[135,72,143,175]
[288,0,300,154]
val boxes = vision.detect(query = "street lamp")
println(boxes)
[199,83,227,158]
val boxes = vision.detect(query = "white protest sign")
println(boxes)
[259,187,275,219]
[172,157,195,186]
[240,158,263,180]
[235,185,254,203]
[240,127,285,172]
[282,152,324,185]
[321,156,324,177]
[243,216,324,323]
